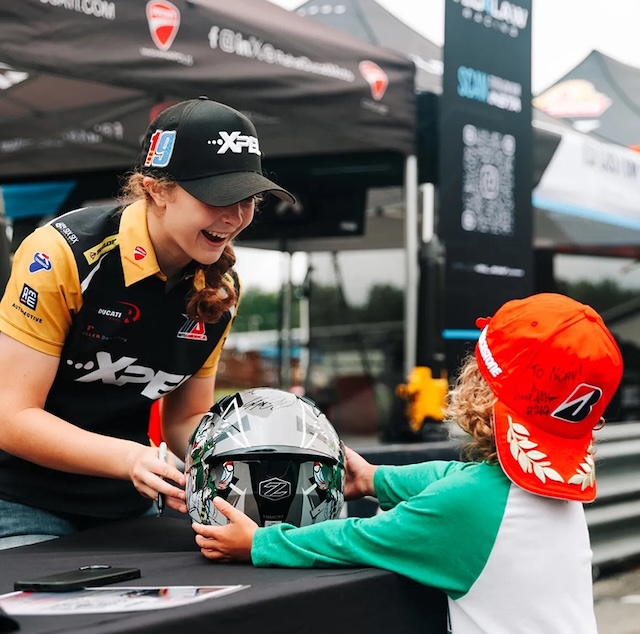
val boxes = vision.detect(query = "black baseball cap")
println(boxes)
[138,97,294,206]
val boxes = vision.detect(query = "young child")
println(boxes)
[192,293,623,633]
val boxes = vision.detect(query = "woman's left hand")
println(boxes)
[193,497,258,561]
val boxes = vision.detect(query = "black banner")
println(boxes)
[438,0,533,374]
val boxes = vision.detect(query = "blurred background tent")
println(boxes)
[0,0,416,175]
[534,49,640,148]
[294,0,640,257]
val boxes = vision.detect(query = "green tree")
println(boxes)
[234,288,279,332]
[362,284,404,322]
[234,282,405,332]
[234,287,302,332]
[309,284,352,326]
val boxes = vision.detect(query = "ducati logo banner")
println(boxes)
[146,0,181,51]
[359,60,389,101]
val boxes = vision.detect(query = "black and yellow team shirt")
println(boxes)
[0,200,239,519]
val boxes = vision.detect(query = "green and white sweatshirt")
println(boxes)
[252,461,597,633]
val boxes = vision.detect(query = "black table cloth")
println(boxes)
[0,516,447,634]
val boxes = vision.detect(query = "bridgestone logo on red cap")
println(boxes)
[551,384,602,423]
[478,327,503,377]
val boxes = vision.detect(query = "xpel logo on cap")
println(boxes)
[209,131,260,155]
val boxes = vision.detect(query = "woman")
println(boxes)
[0,97,294,549]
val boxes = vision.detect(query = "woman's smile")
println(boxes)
[201,229,230,245]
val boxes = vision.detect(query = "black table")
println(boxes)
[0,516,447,634]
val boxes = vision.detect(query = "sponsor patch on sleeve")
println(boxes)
[19,283,38,310]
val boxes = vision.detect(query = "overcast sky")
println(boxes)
[234,0,640,295]
[270,0,640,93]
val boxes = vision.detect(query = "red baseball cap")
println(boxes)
[475,293,623,503]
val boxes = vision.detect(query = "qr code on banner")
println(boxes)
[461,124,515,236]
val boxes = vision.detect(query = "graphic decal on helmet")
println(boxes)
[185,387,345,527]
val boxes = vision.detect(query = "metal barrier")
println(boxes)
[350,421,640,572]
[587,421,640,572]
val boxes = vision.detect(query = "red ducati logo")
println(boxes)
[146,0,181,52]
[133,246,147,261]
[359,60,389,101]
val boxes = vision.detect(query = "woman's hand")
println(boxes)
[343,445,377,501]
[193,497,258,561]
[124,444,187,514]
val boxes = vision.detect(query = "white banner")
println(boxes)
[534,132,640,230]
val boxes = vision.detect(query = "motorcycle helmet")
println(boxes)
[185,387,345,527]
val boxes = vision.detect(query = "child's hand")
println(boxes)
[343,445,377,500]
[193,497,258,561]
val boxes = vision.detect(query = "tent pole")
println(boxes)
[404,154,419,379]
[279,249,293,390]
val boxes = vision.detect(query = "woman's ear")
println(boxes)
[143,176,170,207]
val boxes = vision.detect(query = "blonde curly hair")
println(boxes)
[445,353,498,463]
[119,172,238,324]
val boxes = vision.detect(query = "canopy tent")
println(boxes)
[0,0,416,181]
[533,49,640,149]
[296,0,640,256]
[0,0,419,283]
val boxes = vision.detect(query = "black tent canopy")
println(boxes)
[296,0,442,94]
[0,0,416,181]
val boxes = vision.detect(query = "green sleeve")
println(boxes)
[252,462,511,598]
[373,460,470,508]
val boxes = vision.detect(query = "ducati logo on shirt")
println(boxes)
[552,383,603,423]
[133,246,147,261]
[177,316,207,341]
[95,301,142,324]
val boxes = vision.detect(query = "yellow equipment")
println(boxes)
[396,366,449,433]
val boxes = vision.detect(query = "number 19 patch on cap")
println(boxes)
[144,130,176,168]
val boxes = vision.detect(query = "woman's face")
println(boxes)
[146,180,255,274]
